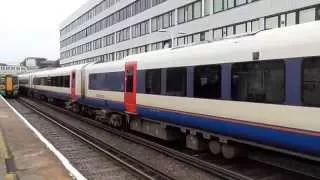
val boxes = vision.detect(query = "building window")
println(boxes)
[286,12,297,26]
[166,67,187,96]
[251,19,260,32]
[146,69,161,94]
[235,23,246,34]
[265,16,279,29]
[193,1,202,19]
[132,20,150,38]
[194,65,221,99]
[213,28,223,40]
[151,11,175,32]
[236,0,246,6]
[227,26,234,36]
[116,27,130,43]
[227,0,235,9]
[152,0,167,6]
[204,0,211,15]
[299,8,316,24]
[232,60,285,104]
[214,0,224,13]
[302,57,320,107]
[178,7,185,23]
[178,1,202,24]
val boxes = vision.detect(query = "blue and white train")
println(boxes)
[19,21,320,161]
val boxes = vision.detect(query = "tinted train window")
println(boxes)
[194,65,221,99]
[64,76,70,87]
[232,60,285,104]
[126,69,134,92]
[166,67,187,96]
[303,58,320,107]
[89,72,123,91]
[145,69,161,94]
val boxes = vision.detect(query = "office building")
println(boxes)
[59,0,320,66]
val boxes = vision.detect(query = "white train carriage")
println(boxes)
[26,64,86,102]
[19,21,320,161]
[83,21,320,160]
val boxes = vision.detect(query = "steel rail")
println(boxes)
[19,97,255,180]
[18,98,174,180]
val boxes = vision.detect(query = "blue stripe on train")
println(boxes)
[138,106,320,156]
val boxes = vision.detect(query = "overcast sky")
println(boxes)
[0,0,87,65]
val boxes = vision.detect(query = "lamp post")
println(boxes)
[158,29,186,48]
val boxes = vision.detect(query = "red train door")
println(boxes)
[124,62,137,114]
[71,71,76,102]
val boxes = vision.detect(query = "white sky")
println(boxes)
[0,0,87,65]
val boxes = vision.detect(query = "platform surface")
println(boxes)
[0,97,72,180]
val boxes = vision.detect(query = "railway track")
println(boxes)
[15,97,320,180]
[12,98,175,180]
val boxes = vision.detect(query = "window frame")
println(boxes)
[145,69,162,95]
[301,57,320,107]
[193,64,222,99]
[231,60,286,104]
[165,67,187,97]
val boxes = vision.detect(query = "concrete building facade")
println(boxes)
[59,0,320,66]
[20,57,59,70]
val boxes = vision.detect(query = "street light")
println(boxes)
[158,29,186,48]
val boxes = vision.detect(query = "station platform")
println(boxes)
[0,96,81,180]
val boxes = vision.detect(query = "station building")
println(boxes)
[59,0,320,66]
[0,65,27,75]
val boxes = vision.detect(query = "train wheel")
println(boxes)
[109,114,122,128]
[72,103,80,113]
[209,140,222,155]
[221,144,246,159]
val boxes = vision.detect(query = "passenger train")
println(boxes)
[19,21,320,161]
[0,74,18,98]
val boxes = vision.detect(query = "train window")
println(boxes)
[166,67,187,96]
[89,74,96,90]
[232,60,285,104]
[302,58,320,107]
[194,65,221,99]
[107,72,124,91]
[40,77,48,86]
[145,69,161,95]
[89,72,123,91]
[51,77,57,86]
[64,76,70,87]
[56,76,61,87]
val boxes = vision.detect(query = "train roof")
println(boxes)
[20,64,87,77]
[88,21,320,73]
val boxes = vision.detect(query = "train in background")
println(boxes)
[0,74,19,98]
[19,21,320,161]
